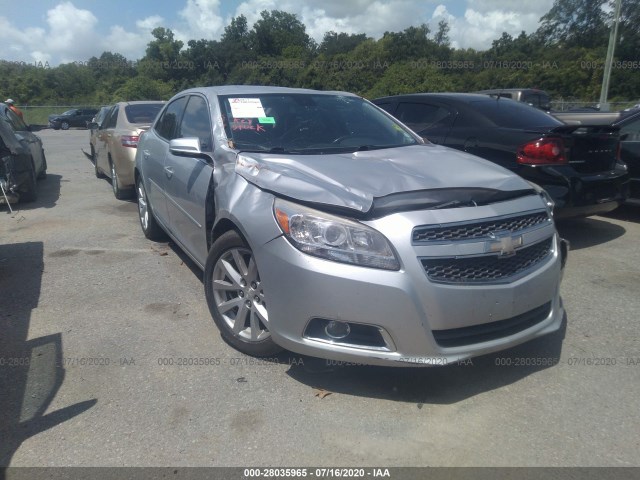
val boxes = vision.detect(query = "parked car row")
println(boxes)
[372,93,630,217]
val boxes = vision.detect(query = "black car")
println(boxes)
[373,93,630,218]
[0,104,47,204]
[610,111,640,203]
[48,108,99,130]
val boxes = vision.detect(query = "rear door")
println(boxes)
[143,96,189,229]
[163,94,214,266]
[95,106,118,175]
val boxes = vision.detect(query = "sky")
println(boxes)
[0,0,555,65]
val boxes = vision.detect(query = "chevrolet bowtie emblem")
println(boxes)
[486,230,523,257]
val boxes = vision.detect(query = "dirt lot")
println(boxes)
[1,129,639,467]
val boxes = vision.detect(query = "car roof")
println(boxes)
[476,88,548,94]
[174,85,359,98]
[114,100,165,107]
[373,93,506,104]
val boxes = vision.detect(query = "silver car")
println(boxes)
[135,86,567,366]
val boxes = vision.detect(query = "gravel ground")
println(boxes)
[1,129,639,467]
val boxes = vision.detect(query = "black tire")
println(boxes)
[37,152,47,180]
[110,159,132,200]
[94,154,105,178]
[20,160,38,202]
[60,121,70,130]
[204,230,282,357]
[136,176,165,241]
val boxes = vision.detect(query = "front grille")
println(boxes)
[421,238,553,284]
[432,302,552,347]
[413,211,549,243]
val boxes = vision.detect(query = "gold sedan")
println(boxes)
[94,101,165,199]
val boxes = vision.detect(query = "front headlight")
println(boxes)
[274,198,400,271]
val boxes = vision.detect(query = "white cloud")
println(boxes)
[232,0,434,42]
[104,15,164,60]
[431,3,547,50]
[137,15,165,30]
[175,0,225,43]
[0,0,556,65]
[46,2,100,62]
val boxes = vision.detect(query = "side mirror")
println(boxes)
[169,137,212,161]
[88,122,98,130]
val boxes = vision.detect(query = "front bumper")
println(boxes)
[256,203,566,367]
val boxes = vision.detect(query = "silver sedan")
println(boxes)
[134,86,567,366]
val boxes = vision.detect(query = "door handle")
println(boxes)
[164,166,174,179]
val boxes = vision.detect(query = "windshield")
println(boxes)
[125,103,163,124]
[471,99,561,129]
[62,110,76,116]
[218,93,418,153]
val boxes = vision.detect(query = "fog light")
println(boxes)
[325,320,351,339]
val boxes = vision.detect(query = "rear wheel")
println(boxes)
[20,160,38,202]
[37,152,47,180]
[204,230,282,357]
[94,153,105,178]
[136,176,165,241]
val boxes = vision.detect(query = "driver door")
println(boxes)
[163,94,215,266]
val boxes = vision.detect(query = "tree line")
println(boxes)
[1,0,639,106]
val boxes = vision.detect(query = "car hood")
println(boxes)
[235,144,534,215]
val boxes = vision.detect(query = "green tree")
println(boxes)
[536,0,608,48]
[250,11,314,57]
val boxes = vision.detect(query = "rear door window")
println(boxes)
[619,117,640,141]
[103,106,119,129]
[125,104,164,124]
[470,99,561,128]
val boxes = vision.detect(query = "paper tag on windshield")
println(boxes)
[229,98,266,118]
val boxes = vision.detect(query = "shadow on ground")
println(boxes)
[2,174,62,214]
[555,216,626,250]
[0,242,97,469]
[283,313,567,404]
[599,204,640,224]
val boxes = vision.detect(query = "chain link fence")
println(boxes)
[550,100,638,112]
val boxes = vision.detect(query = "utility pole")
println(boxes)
[599,0,622,112]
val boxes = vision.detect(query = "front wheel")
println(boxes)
[60,121,70,130]
[204,231,282,357]
[110,159,131,200]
